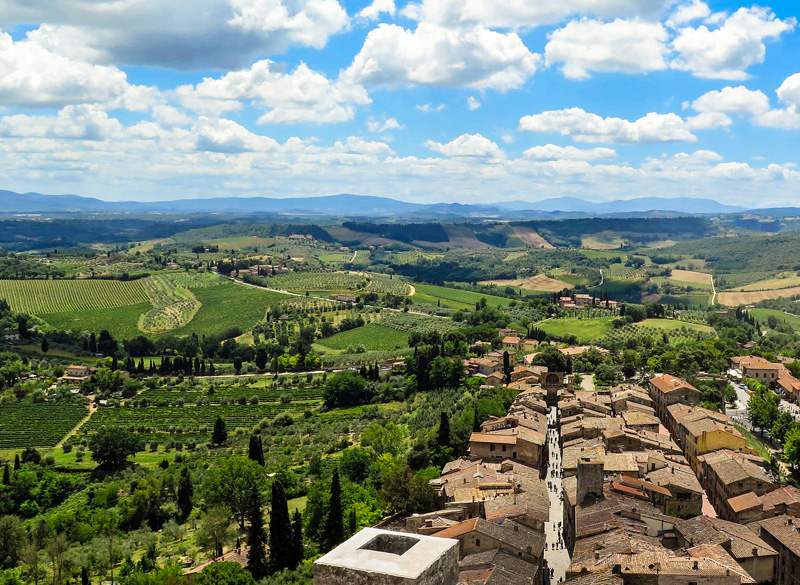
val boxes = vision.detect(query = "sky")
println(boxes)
[0,0,799,206]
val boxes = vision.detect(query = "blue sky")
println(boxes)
[0,0,798,206]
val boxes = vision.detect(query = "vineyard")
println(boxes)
[379,311,456,334]
[263,271,411,295]
[81,402,317,444]
[0,401,88,449]
[316,324,410,352]
[596,321,716,348]
[139,274,201,333]
[138,385,324,405]
[0,279,149,314]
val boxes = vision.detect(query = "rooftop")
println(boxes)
[314,528,458,579]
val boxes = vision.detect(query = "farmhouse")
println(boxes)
[501,336,521,350]
[59,365,93,382]
[730,356,788,386]
[330,293,357,303]
[2,330,19,343]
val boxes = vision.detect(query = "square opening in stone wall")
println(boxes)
[359,533,419,556]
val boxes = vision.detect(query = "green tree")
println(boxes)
[291,510,303,568]
[784,424,800,470]
[177,467,193,523]
[247,435,264,466]
[338,447,374,484]
[211,416,228,447]
[39,337,48,355]
[772,412,794,444]
[202,457,266,530]
[195,562,256,585]
[360,422,404,456]
[320,470,344,552]
[0,516,24,569]
[268,481,293,573]
[196,505,234,559]
[88,427,143,471]
[436,412,451,450]
[532,344,569,373]
[245,487,268,581]
[322,372,372,408]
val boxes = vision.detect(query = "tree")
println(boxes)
[39,337,48,354]
[268,481,293,573]
[80,567,89,585]
[291,510,303,569]
[338,447,374,484]
[772,412,794,444]
[1,466,8,486]
[211,416,228,447]
[88,427,143,471]
[177,467,193,522]
[436,412,451,450]
[247,435,264,466]
[359,422,404,456]
[254,347,268,371]
[322,371,372,408]
[532,344,569,373]
[245,487,268,581]
[233,357,243,374]
[202,457,266,530]
[785,424,800,470]
[0,516,24,569]
[45,534,67,585]
[320,470,344,552]
[196,505,234,559]
[195,562,256,585]
[502,351,511,384]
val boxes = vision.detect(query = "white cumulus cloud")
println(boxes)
[519,107,697,144]
[177,60,370,124]
[523,144,616,161]
[545,18,669,79]
[425,134,505,158]
[357,0,395,21]
[671,7,796,80]
[193,117,279,153]
[342,23,539,91]
[692,86,770,115]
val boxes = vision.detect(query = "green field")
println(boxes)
[43,302,155,338]
[412,283,512,309]
[0,402,88,449]
[639,319,715,333]
[266,271,410,295]
[538,317,615,342]
[0,279,149,313]
[748,308,800,331]
[315,324,410,352]
[171,283,291,337]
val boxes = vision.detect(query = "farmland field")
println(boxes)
[717,286,800,306]
[479,274,572,292]
[669,270,714,286]
[510,226,554,248]
[264,271,411,295]
[731,275,800,291]
[538,317,615,342]
[43,302,154,338]
[0,402,88,449]
[412,283,512,308]
[639,319,715,333]
[0,279,149,313]
[315,324,409,352]
[140,274,201,333]
[748,308,800,331]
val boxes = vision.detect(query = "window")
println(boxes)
[502,445,507,452]
[475,539,481,547]
[489,444,495,452]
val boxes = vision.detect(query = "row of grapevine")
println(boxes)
[0,279,149,314]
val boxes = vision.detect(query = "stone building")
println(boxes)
[313,528,459,585]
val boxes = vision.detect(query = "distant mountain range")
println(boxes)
[0,189,757,217]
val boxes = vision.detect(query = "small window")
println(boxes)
[502,445,507,452]
[489,444,495,452]
[475,539,481,547]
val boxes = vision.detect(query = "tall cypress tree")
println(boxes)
[291,509,304,569]
[436,412,451,449]
[80,566,90,585]
[268,481,293,573]
[211,416,227,446]
[177,466,193,522]
[13,454,20,470]
[321,470,344,552]
[246,486,269,581]
[248,435,265,466]
[1,464,8,485]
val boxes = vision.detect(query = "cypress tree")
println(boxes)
[472,407,481,432]
[211,416,227,446]
[246,487,269,581]
[437,412,451,449]
[248,435,265,466]
[81,566,89,585]
[40,336,48,354]
[291,509,304,568]
[177,466,193,522]
[89,333,97,354]
[348,508,357,536]
[321,470,344,552]
[13,454,20,470]
[1,464,8,484]
[268,481,293,573]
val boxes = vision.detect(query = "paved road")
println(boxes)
[544,406,570,584]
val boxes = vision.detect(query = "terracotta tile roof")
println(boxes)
[617,475,672,497]
[469,433,518,445]
[761,485,800,511]
[645,466,703,494]
[686,544,755,583]
[484,490,549,525]
[436,518,545,556]
[728,491,763,513]
[649,374,698,394]
[678,516,776,559]
[751,515,800,559]
[700,451,773,487]
[621,411,660,427]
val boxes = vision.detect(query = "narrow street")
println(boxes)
[544,405,569,584]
